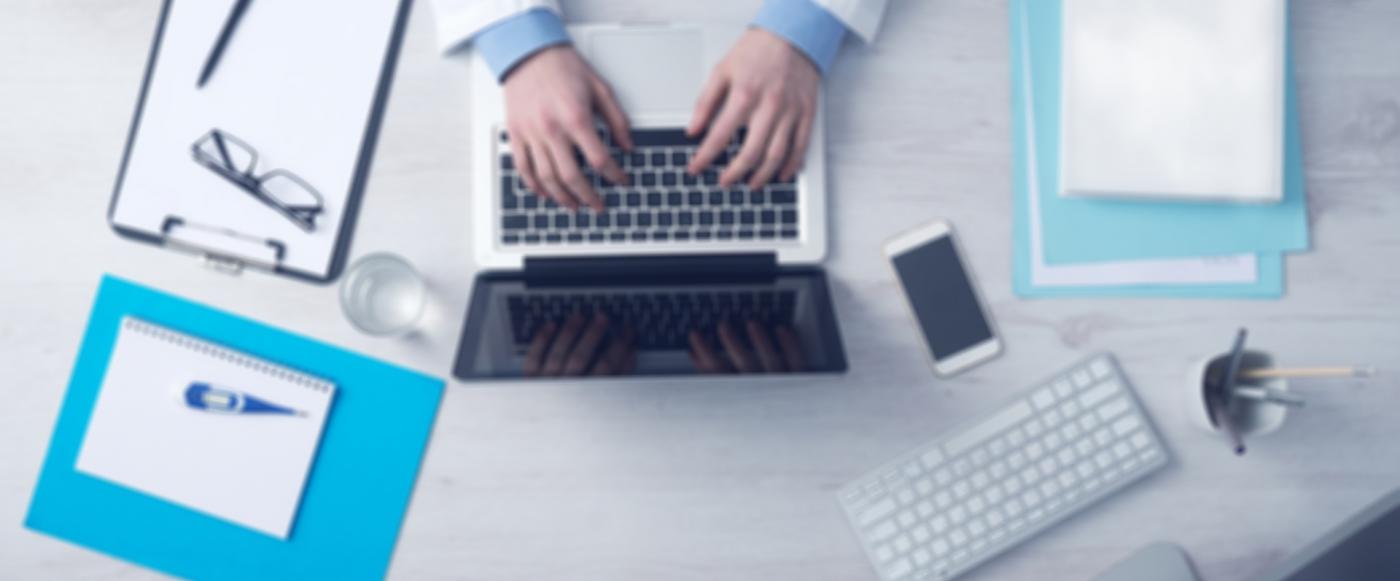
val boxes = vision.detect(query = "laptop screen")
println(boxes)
[452,267,846,380]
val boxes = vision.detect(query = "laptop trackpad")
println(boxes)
[585,29,703,116]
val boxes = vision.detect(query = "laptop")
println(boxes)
[454,22,845,380]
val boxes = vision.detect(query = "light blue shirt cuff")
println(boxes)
[474,9,571,82]
[752,0,849,75]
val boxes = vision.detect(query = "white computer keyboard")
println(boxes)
[838,353,1169,581]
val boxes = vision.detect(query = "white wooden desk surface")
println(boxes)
[2,1,1398,579]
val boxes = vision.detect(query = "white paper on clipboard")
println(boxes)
[110,0,404,280]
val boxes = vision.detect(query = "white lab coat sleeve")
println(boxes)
[426,0,563,54]
[811,0,889,42]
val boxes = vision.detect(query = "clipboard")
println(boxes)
[107,0,411,283]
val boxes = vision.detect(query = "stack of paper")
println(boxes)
[1060,0,1287,202]
[1011,0,1309,299]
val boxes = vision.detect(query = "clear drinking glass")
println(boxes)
[338,253,426,336]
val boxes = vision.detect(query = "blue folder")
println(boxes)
[26,276,444,580]
[1032,0,1310,265]
[1012,0,1284,298]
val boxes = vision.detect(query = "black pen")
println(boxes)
[197,0,254,89]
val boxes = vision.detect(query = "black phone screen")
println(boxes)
[892,235,994,359]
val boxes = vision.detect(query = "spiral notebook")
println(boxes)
[75,317,335,540]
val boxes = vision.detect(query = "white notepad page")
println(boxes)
[76,318,335,539]
[1060,0,1286,202]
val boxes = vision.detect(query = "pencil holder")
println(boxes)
[1188,349,1291,437]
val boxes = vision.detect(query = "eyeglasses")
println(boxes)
[191,128,324,232]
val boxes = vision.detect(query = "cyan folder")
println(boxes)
[1012,0,1284,298]
[1033,0,1309,265]
[26,275,444,580]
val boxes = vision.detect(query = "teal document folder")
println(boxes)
[1012,0,1285,298]
[1032,0,1309,265]
[25,275,444,580]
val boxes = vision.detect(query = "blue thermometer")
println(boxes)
[182,382,305,417]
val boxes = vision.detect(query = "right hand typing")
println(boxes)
[502,46,632,212]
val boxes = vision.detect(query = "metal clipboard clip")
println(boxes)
[160,216,287,276]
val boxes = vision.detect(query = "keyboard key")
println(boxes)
[780,229,798,239]
[943,402,1032,458]
[641,173,657,187]
[780,209,798,224]
[667,192,683,206]
[771,187,797,204]
[699,212,715,226]
[1079,380,1121,408]
[533,214,549,229]
[500,154,514,170]
[502,215,527,230]
[688,192,704,205]
[740,210,756,224]
[709,191,725,205]
[678,211,694,226]
[658,212,674,226]
[1112,415,1141,436]
[650,152,666,166]
[553,214,570,229]
[631,128,698,148]
[502,233,519,244]
[566,233,583,243]
[662,172,678,187]
[637,212,652,227]
[575,213,591,228]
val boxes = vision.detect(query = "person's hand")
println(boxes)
[503,46,633,212]
[686,29,821,189]
[524,314,637,377]
[689,320,805,374]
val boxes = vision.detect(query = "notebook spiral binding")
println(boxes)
[123,317,333,394]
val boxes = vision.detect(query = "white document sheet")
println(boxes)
[1060,0,1286,202]
[76,318,335,539]
[1017,6,1258,287]
[110,0,402,277]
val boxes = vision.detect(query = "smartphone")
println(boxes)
[884,220,1002,377]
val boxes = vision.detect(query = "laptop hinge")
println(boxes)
[523,253,777,283]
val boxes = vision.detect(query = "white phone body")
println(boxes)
[884,220,1003,377]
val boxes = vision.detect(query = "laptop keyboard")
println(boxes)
[497,128,801,247]
[507,289,797,350]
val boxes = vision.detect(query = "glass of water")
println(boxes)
[338,253,426,336]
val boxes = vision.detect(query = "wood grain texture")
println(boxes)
[1,1,1397,579]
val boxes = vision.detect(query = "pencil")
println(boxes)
[1241,366,1375,380]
